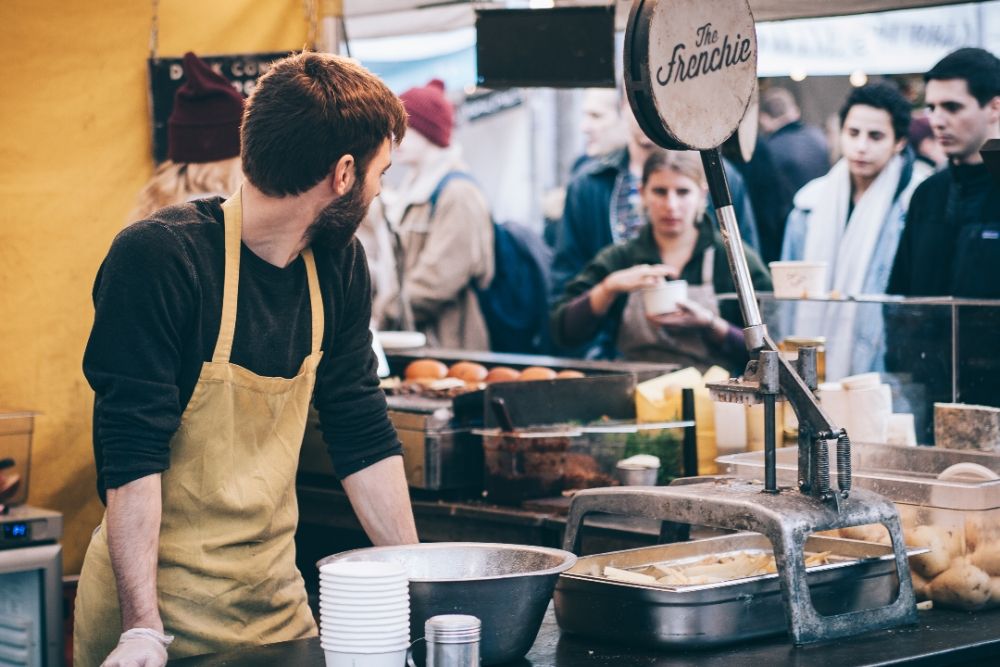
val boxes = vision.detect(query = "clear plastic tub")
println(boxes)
[0,411,36,507]
[482,430,571,505]
[718,443,1000,610]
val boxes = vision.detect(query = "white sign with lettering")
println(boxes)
[641,0,757,150]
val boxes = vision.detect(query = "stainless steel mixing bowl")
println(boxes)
[317,542,577,665]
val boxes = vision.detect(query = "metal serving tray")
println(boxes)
[554,533,924,648]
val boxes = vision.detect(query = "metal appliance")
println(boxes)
[605,0,917,644]
[0,506,63,667]
[389,396,483,492]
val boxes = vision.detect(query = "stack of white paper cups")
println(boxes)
[318,560,410,667]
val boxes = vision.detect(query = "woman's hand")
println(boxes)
[647,298,729,341]
[590,264,677,317]
[604,264,677,294]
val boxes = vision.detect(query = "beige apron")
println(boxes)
[617,247,720,371]
[75,191,322,665]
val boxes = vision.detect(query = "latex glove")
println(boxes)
[646,298,716,330]
[603,263,678,295]
[101,628,174,667]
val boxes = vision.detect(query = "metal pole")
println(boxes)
[319,0,342,54]
[699,148,766,350]
[759,350,780,494]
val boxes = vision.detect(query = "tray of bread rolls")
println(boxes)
[554,532,927,648]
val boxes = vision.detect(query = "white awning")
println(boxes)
[342,0,990,39]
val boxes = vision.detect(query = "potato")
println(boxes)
[909,525,952,579]
[990,577,1000,605]
[910,570,929,600]
[840,523,888,544]
[896,504,920,530]
[970,541,1000,577]
[926,559,991,610]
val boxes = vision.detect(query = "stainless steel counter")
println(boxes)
[172,605,1000,666]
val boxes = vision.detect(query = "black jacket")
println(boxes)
[888,163,1000,297]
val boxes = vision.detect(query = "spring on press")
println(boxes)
[837,429,852,497]
[813,436,830,496]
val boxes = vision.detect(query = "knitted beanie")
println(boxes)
[399,79,454,148]
[909,115,934,146]
[167,52,245,163]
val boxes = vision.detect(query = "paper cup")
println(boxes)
[768,261,828,299]
[319,604,410,621]
[324,648,408,667]
[320,561,407,579]
[320,631,411,644]
[321,638,411,651]
[319,598,409,611]
[641,279,688,315]
[320,618,410,632]
[319,580,408,593]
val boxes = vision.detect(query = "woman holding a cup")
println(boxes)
[550,150,771,373]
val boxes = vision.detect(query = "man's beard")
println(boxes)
[304,177,370,249]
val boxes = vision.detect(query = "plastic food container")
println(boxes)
[718,443,1000,610]
[482,430,571,504]
[768,260,828,299]
[0,411,36,507]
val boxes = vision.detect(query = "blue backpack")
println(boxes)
[429,172,552,354]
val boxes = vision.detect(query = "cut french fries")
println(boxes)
[604,550,839,587]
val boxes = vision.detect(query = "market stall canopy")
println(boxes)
[342,0,987,39]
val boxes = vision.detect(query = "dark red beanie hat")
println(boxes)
[167,52,245,163]
[399,79,453,148]
[909,115,934,146]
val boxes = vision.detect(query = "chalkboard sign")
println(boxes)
[147,51,292,163]
[475,7,615,89]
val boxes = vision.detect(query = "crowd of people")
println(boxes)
[359,47,998,391]
[132,46,999,396]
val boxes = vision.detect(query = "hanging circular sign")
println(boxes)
[625,0,758,151]
[723,79,759,164]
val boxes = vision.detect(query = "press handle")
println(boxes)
[562,486,707,554]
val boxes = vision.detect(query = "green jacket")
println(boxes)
[550,219,772,353]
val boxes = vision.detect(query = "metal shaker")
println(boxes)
[424,614,481,667]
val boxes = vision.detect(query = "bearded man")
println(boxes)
[76,52,418,666]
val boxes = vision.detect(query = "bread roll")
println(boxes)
[447,361,489,383]
[485,366,521,383]
[405,358,448,381]
[555,369,585,379]
[518,366,557,381]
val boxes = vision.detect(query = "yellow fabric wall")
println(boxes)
[0,1,307,573]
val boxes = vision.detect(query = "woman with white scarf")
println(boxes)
[780,82,932,380]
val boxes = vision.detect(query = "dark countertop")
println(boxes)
[173,605,1000,666]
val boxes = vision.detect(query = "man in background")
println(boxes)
[759,86,830,196]
[886,47,1000,429]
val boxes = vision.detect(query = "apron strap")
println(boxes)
[215,188,325,361]
[301,248,324,354]
[214,190,244,363]
[701,246,715,286]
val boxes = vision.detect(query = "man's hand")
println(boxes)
[341,455,418,545]
[101,628,173,667]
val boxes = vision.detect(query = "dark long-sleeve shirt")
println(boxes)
[83,198,400,501]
